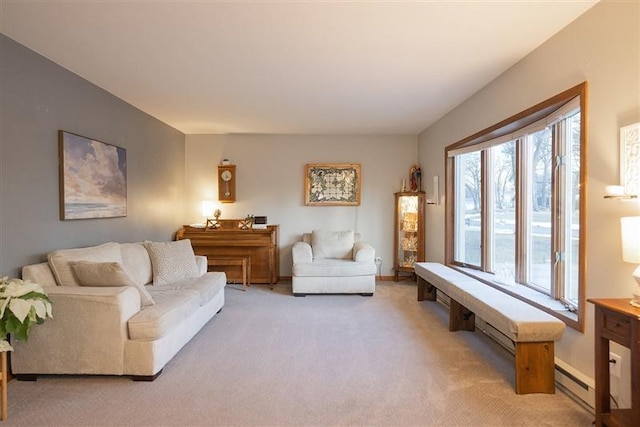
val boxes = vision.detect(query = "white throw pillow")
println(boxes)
[312,230,354,260]
[120,242,153,286]
[48,242,123,287]
[144,240,200,285]
[71,261,155,307]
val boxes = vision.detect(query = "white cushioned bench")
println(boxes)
[415,262,565,394]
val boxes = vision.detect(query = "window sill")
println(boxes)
[452,266,579,329]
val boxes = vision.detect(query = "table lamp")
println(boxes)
[621,216,640,306]
[201,200,215,218]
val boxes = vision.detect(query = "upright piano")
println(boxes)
[176,222,279,284]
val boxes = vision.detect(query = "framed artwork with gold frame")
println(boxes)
[621,122,640,196]
[304,163,361,206]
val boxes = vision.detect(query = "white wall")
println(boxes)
[418,0,639,405]
[185,134,417,277]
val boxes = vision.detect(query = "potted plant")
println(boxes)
[0,276,52,351]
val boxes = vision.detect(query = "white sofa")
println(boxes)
[11,240,226,381]
[291,230,376,296]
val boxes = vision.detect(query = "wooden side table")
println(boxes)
[0,351,7,421]
[588,298,640,427]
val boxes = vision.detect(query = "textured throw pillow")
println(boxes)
[71,261,155,307]
[312,230,355,260]
[48,242,123,287]
[143,240,200,285]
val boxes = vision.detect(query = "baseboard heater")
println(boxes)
[434,291,593,404]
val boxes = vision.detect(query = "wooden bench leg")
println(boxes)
[417,276,437,301]
[240,257,247,291]
[515,341,555,394]
[449,299,475,332]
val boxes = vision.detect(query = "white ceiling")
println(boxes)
[0,1,598,135]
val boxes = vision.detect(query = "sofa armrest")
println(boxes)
[22,262,58,287]
[195,255,208,276]
[353,242,375,263]
[292,241,313,264]
[11,286,141,376]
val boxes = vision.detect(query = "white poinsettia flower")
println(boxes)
[0,340,13,352]
[8,298,33,323]
[0,280,41,298]
[30,299,52,319]
[0,297,9,320]
[44,300,53,318]
[0,277,52,344]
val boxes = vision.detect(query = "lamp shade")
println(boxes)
[201,200,215,217]
[621,216,640,263]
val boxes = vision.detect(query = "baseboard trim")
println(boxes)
[432,291,594,410]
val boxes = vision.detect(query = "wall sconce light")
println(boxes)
[621,216,640,306]
[426,176,439,205]
[604,185,638,200]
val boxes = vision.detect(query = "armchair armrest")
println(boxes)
[11,286,141,376]
[292,241,313,264]
[353,242,375,263]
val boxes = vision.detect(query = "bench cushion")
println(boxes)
[415,262,565,342]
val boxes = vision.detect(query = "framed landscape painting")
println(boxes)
[305,163,361,206]
[59,130,127,220]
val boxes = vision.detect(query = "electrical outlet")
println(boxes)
[609,352,622,377]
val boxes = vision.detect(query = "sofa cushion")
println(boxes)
[120,243,153,286]
[292,259,377,277]
[152,272,226,306]
[311,230,354,260]
[48,242,123,287]
[71,261,155,307]
[128,289,200,341]
[144,240,200,285]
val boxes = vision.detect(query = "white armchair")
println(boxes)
[291,230,377,296]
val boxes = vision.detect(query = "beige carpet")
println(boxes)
[5,281,593,426]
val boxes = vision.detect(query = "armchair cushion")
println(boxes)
[292,259,376,277]
[311,230,354,260]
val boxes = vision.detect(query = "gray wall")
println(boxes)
[0,34,186,278]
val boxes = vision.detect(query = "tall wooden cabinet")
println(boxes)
[394,191,425,281]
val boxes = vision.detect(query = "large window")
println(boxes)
[445,83,587,331]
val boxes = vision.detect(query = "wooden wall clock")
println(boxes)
[218,165,236,203]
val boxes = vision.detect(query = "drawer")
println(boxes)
[602,310,631,345]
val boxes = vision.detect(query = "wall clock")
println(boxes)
[218,165,236,203]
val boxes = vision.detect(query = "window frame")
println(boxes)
[444,82,587,332]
